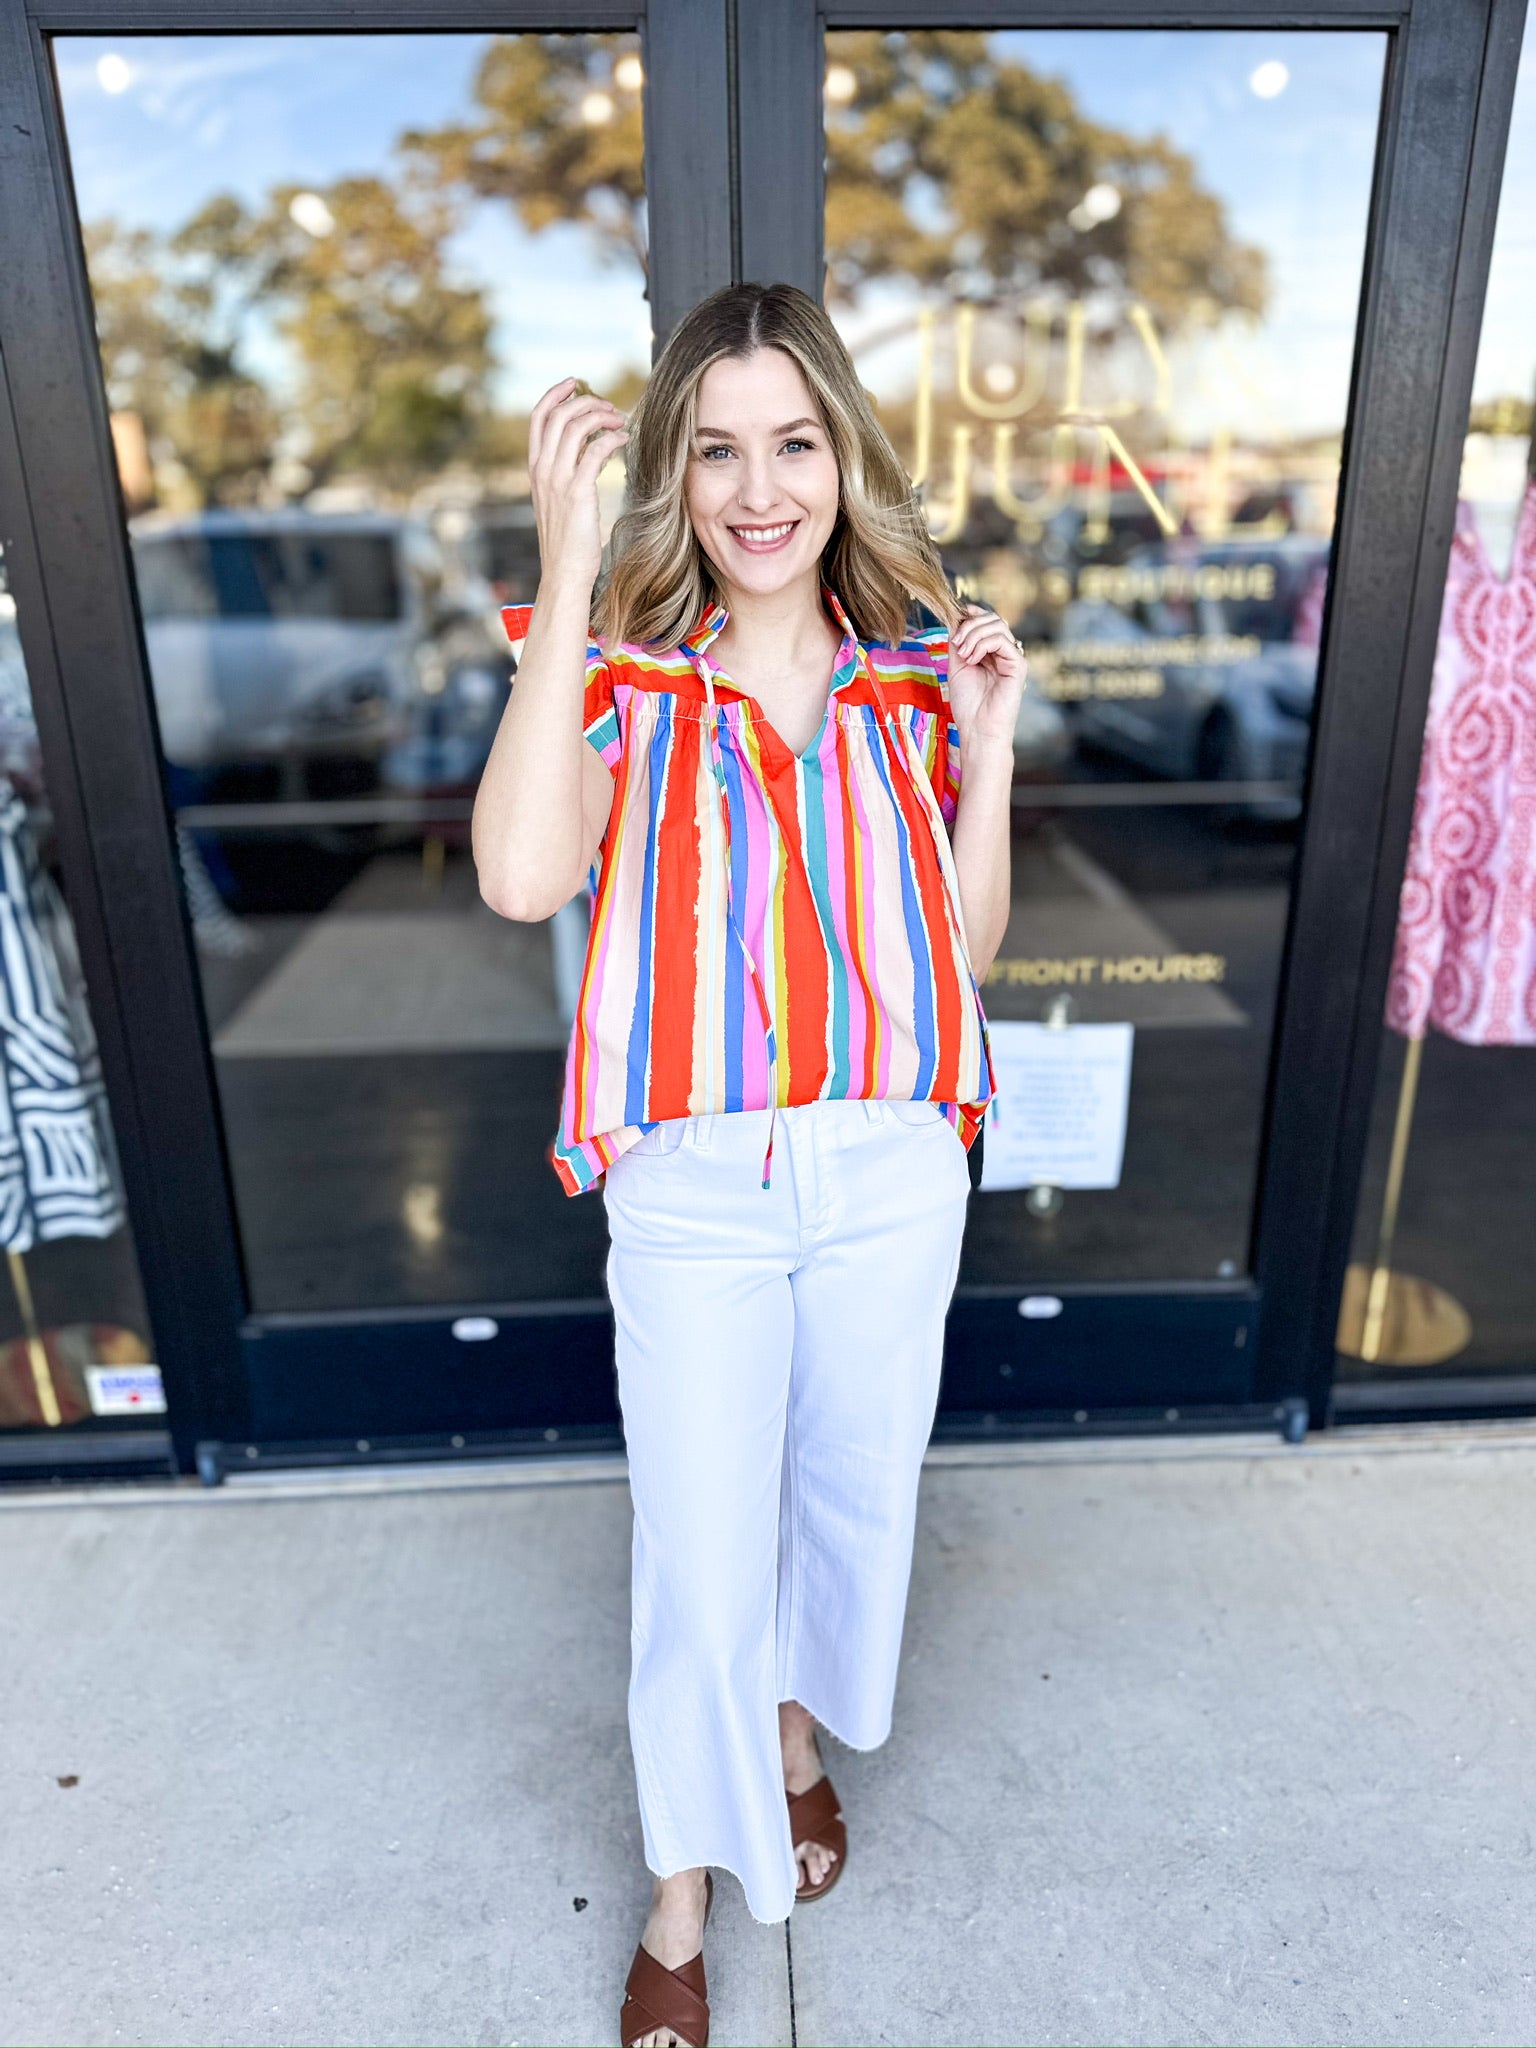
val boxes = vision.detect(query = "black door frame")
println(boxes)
[0,0,1522,1477]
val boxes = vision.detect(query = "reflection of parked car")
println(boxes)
[1058,535,1329,812]
[915,598,1071,782]
[131,509,509,801]
[469,500,542,608]
[1012,686,1071,783]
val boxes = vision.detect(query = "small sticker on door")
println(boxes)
[85,1365,167,1416]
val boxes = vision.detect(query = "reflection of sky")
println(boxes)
[55,35,653,412]
[55,26,1529,445]
[835,29,1386,442]
[1458,18,1536,576]
[1471,23,1536,408]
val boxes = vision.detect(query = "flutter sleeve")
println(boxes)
[910,623,963,827]
[580,643,622,779]
[500,603,622,779]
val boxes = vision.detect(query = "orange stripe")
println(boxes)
[769,747,830,1101]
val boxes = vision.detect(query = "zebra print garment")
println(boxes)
[0,786,125,1250]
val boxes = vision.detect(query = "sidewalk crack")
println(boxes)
[785,1920,798,2046]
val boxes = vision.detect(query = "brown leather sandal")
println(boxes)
[787,1775,847,1903]
[619,1870,714,2048]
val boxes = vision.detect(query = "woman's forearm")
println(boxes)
[475,374,629,921]
[472,569,596,921]
[949,731,1015,983]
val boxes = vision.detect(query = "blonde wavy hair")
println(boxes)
[591,281,962,651]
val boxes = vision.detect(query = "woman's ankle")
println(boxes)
[780,1699,819,1736]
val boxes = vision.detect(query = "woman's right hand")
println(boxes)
[528,375,630,591]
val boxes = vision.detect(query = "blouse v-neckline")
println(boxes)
[682,582,867,769]
[709,681,831,767]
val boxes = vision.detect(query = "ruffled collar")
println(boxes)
[681,579,862,698]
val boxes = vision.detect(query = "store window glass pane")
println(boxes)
[824,28,1383,1284]
[56,33,649,1313]
[0,545,156,1432]
[1336,18,1536,1384]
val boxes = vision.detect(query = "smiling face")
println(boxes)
[683,347,842,604]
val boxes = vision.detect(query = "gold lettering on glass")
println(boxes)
[926,423,975,546]
[955,301,1050,420]
[909,296,1186,543]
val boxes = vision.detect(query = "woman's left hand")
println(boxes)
[947,601,1028,750]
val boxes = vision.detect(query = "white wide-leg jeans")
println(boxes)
[601,1094,972,1925]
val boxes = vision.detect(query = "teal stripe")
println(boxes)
[584,706,621,759]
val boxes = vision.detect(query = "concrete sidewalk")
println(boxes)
[3,1422,1535,2048]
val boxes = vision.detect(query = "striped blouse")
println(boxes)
[502,579,997,1195]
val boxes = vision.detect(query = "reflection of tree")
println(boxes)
[401,34,647,281]
[87,218,278,507]
[86,32,646,508]
[394,30,1258,338]
[824,31,1266,334]
[1468,394,1533,440]
[89,175,495,505]
[186,179,495,494]
[84,28,1263,510]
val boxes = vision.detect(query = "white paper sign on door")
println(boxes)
[979,1021,1134,1193]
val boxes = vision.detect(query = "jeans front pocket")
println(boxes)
[882,1096,947,1126]
[627,1116,691,1157]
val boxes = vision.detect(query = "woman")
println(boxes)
[473,282,1024,2048]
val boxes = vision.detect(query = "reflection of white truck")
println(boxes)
[1057,536,1329,810]
[130,509,506,796]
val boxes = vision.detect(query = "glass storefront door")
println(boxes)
[822,27,1385,1416]
[55,27,656,1439]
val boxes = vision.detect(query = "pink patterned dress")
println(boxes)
[1387,482,1536,1045]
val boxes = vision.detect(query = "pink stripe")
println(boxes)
[817,713,857,1083]
[844,730,890,1095]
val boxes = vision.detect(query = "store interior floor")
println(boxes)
[173,821,1536,1377]
[4,1422,1534,2047]
[189,815,1292,1315]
